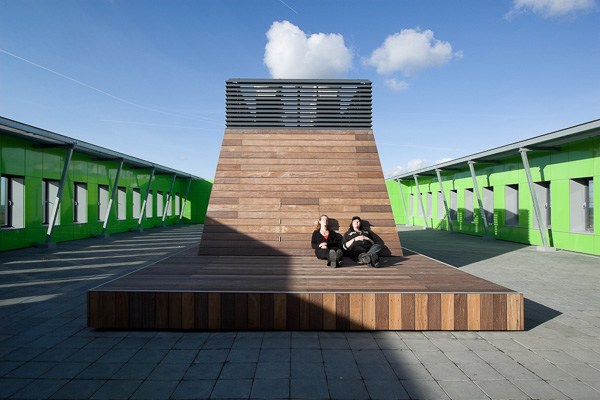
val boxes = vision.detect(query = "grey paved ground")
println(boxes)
[1,224,599,399]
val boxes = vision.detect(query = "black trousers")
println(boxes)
[348,242,381,261]
[315,247,342,261]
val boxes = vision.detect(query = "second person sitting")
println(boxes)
[343,216,382,268]
[311,215,344,268]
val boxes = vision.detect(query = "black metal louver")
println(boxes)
[226,79,372,129]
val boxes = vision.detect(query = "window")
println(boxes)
[73,182,88,223]
[43,179,60,226]
[175,192,180,217]
[570,178,594,232]
[166,192,173,217]
[505,184,519,227]
[464,188,474,223]
[426,192,432,219]
[449,190,458,221]
[133,188,141,219]
[157,191,163,217]
[1,175,24,229]
[482,186,494,226]
[117,187,126,221]
[98,185,109,222]
[409,194,414,218]
[533,181,550,229]
[436,191,444,220]
[145,190,153,218]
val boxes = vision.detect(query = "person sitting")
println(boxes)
[343,216,381,268]
[311,215,343,268]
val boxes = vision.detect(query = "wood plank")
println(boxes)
[261,293,274,330]
[507,293,521,331]
[182,293,195,330]
[115,292,129,329]
[389,294,402,330]
[221,293,235,330]
[87,291,101,328]
[299,293,310,330]
[155,292,169,329]
[349,293,363,330]
[401,294,415,330]
[274,293,287,330]
[375,293,389,330]
[336,293,350,330]
[454,294,468,330]
[415,293,428,330]
[323,293,336,330]
[248,293,260,330]
[208,293,221,329]
[129,292,143,329]
[309,293,323,330]
[468,294,481,331]
[169,293,182,329]
[480,294,494,330]
[142,292,155,329]
[493,294,507,331]
[235,293,248,330]
[428,293,442,330]
[101,292,116,328]
[363,293,376,330]
[194,293,208,329]
[286,294,300,330]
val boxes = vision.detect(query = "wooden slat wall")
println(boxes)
[88,291,523,331]
[199,129,403,257]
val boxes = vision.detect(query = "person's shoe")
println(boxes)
[359,253,371,265]
[335,249,344,267]
[370,252,380,268]
[328,249,338,268]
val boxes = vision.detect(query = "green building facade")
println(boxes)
[1,117,212,252]
[386,120,599,256]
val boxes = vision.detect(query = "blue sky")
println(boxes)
[1,0,598,179]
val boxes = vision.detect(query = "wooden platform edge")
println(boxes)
[87,291,524,331]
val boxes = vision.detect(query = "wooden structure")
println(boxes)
[88,247,524,330]
[87,79,524,331]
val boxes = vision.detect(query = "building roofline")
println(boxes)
[0,116,203,180]
[386,119,600,181]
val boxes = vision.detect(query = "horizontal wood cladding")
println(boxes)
[88,291,523,331]
[201,128,403,256]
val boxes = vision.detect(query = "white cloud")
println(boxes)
[435,157,453,164]
[366,28,460,76]
[384,159,430,178]
[384,78,409,92]
[264,21,352,79]
[507,0,595,18]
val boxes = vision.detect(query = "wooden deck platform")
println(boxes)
[87,247,524,331]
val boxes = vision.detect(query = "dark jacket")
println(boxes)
[343,229,375,251]
[311,229,341,250]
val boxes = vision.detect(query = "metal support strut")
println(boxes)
[396,179,411,226]
[413,174,430,229]
[44,145,74,247]
[468,161,491,240]
[162,174,177,226]
[435,169,454,233]
[179,178,192,223]
[137,169,155,231]
[101,159,124,238]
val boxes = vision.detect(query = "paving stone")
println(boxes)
[324,361,362,380]
[375,337,408,350]
[403,339,438,351]
[438,380,488,399]
[255,361,290,379]
[194,349,229,363]
[290,362,326,379]
[322,349,355,364]
[232,337,263,349]
[130,379,178,399]
[128,348,168,364]
[549,380,600,400]
[353,349,387,364]
[558,362,600,380]
[10,378,66,399]
[319,337,349,349]
[250,378,289,398]
[357,362,397,380]
[327,378,369,399]
[5,361,56,379]
[261,337,290,349]
[291,348,322,363]
[112,362,157,380]
[423,362,469,381]
[259,348,290,362]
[203,337,235,349]
[92,379,142,399]
[536,349,583,364]
[77,362,122,379]
[0,377,33,398]
[475,379,529,399]
[401,379,449,400]
[184,362,223,380]
[50,378,106,399]
[219,362,256,379]
[413,350,452,364]
[525,362,577,381]
[171,380,215,399]
[147,362,190,380]
[161,349,199,364]
[33,347,78,362]
[0,361,21,377]
[457,362,505,381]
[210,379,252,399]
[40,362,90,379]
[363,379,410,399]
[383,349,421,365]
[347,338,379,350]
[512,379,569,399]
[227,348,260,363]
[291,337,320,349]
[290,378,329,399]
[390,362,433,380]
